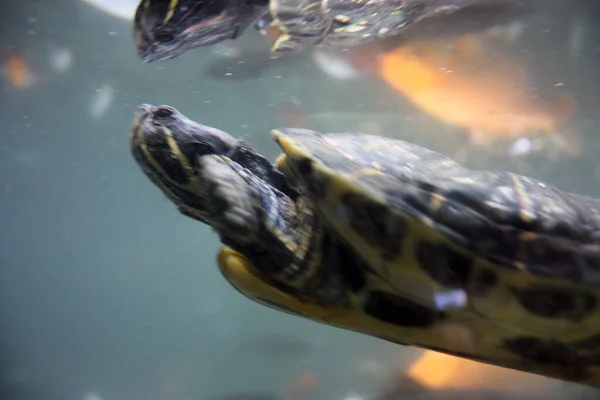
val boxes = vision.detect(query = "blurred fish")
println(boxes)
[377,35,578,152]
[2,52,35,89]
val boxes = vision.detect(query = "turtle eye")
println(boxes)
[154,28,175,43]
[153,107,174,120]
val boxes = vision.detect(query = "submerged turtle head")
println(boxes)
[134,0,270,62]
[131,104,356,308]
[130,103,303,260]
[130,103,242,223]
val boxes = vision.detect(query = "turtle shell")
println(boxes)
[271,128,600,343]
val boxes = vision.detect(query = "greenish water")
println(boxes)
[2,1,600,399]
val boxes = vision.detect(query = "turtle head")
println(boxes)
[130,103,241,223]
[131,103,296,231]
[131,105,358,310]
[131,104,314,287]
[134,0,270,62]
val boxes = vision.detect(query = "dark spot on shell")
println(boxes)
[335,243,367,293]
[364,291,443,327]
[511,286,596,321]
[295,156,312,176]
[321,232,366,293]
[341,194,405,260]
[470,268,498,297]
[342,194,388,246]
[415,241,472,289]
[293,157,326,199]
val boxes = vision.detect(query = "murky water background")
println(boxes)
[2,0,600,399]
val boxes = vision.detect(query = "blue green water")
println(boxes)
[2,1,600,399]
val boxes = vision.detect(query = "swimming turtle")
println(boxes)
[133,0,533,62]
[131,104,600,387]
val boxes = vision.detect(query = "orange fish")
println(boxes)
[405,350,549,392]
[376,350,555,400]
[377,36,577,152]
[3,52,35,89]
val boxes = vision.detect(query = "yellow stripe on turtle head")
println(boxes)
[164,0,179,23]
